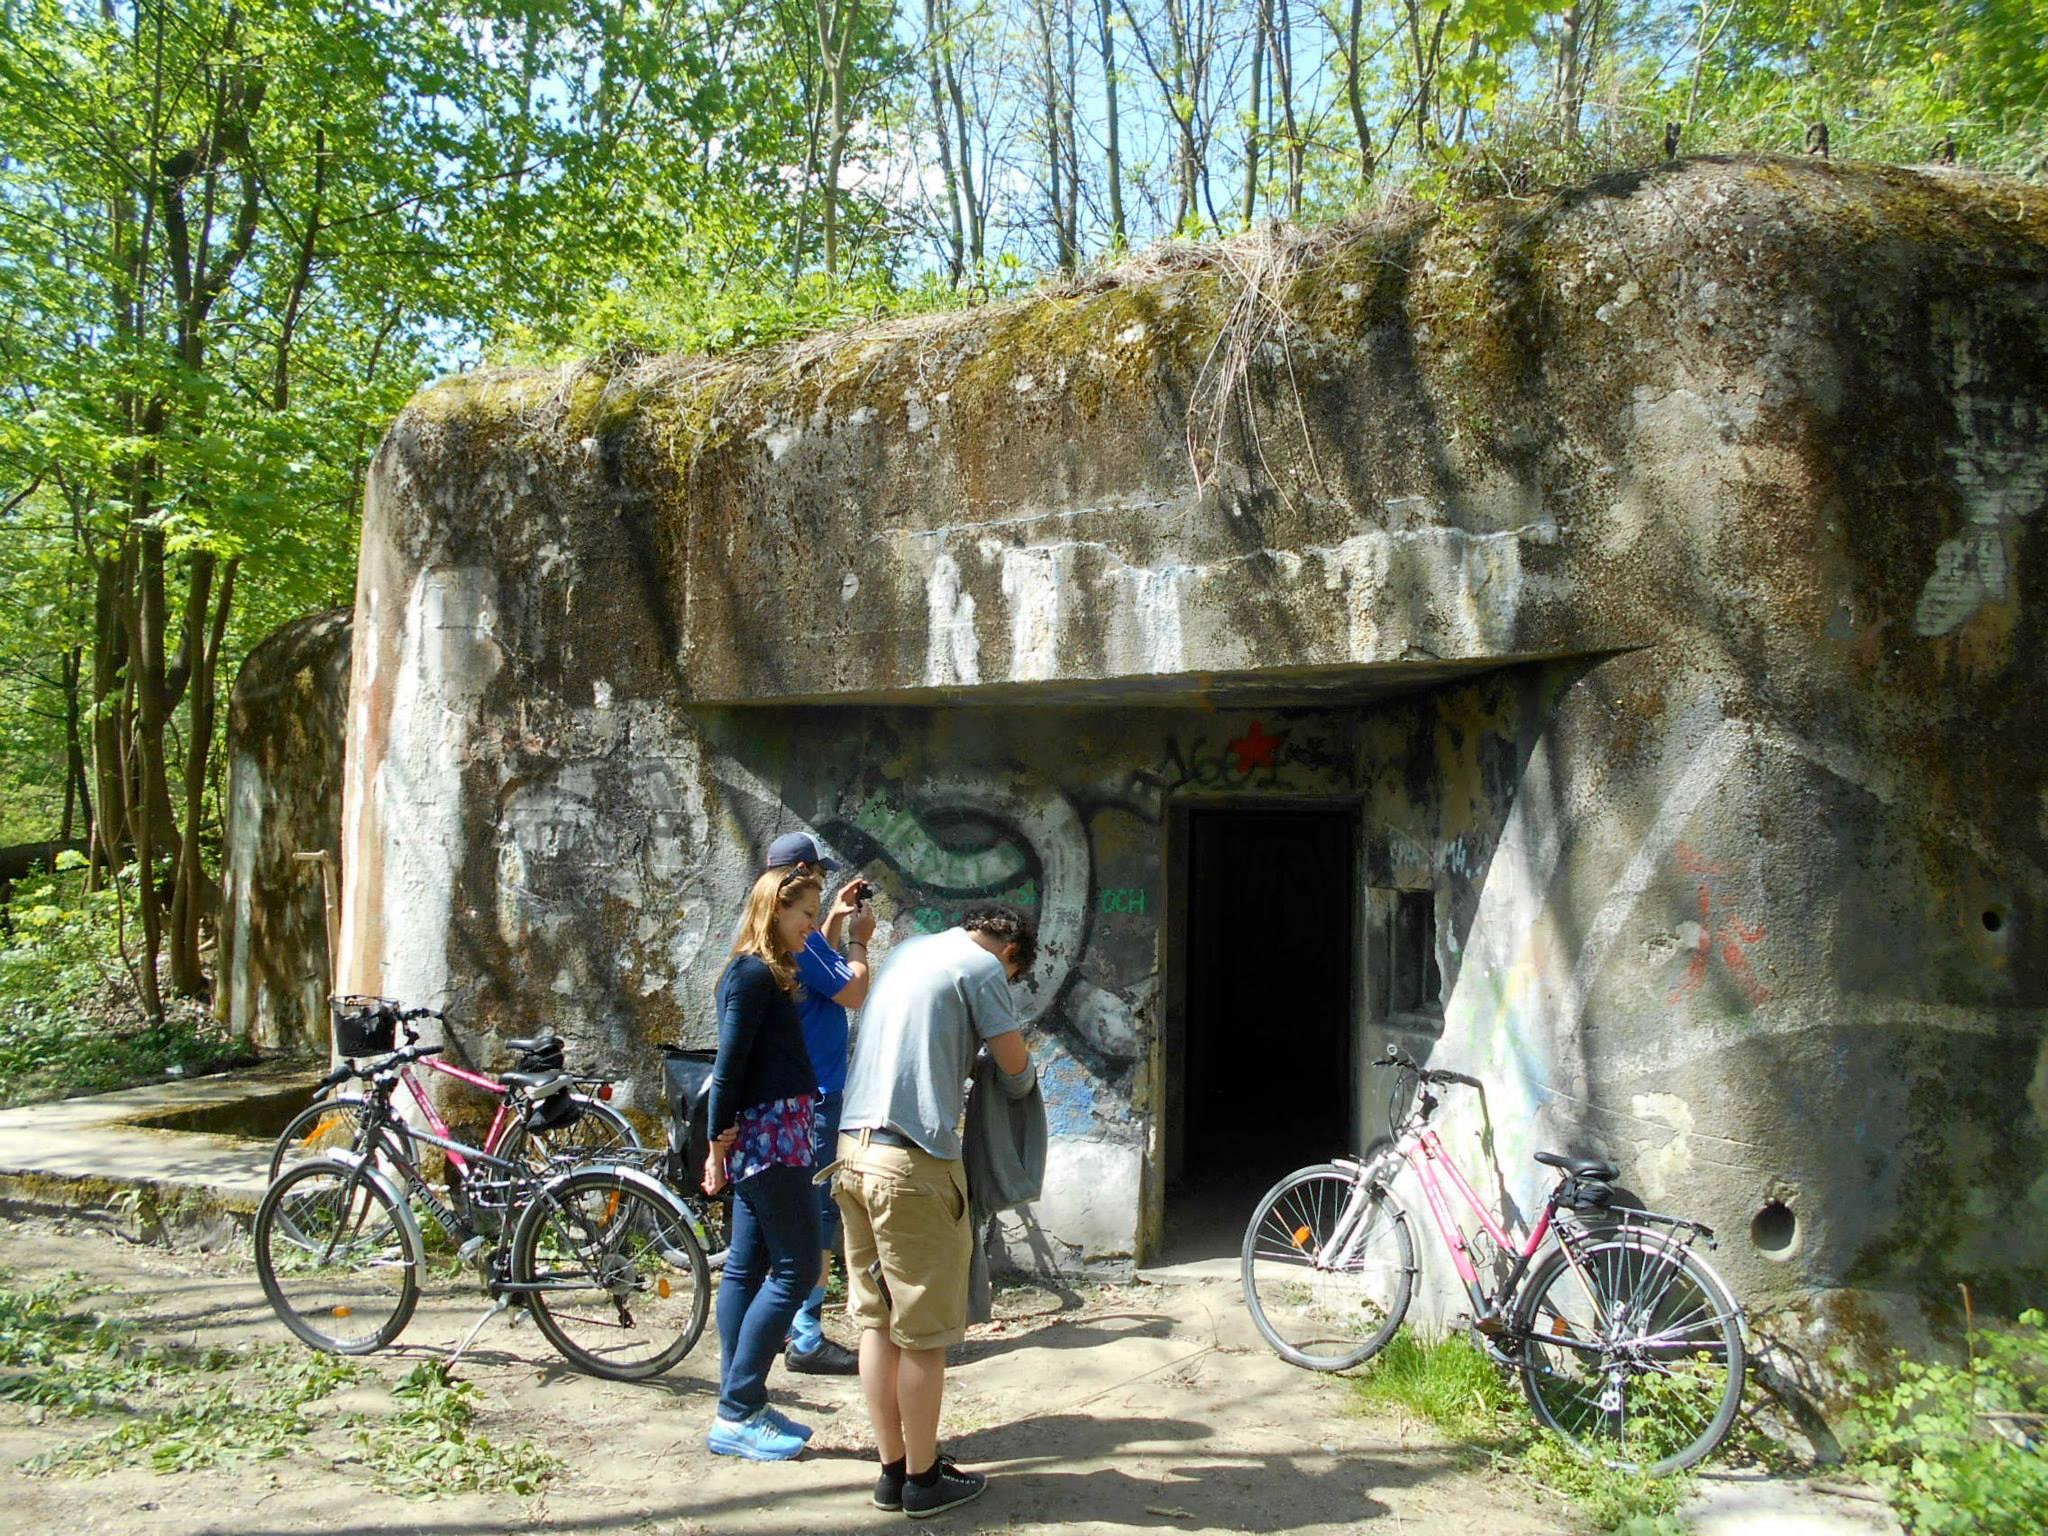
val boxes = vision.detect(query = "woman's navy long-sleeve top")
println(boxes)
[708,954,819,1137]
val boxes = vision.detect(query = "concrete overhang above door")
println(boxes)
[686,649,1610,709]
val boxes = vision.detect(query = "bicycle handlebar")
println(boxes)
[316,1040,444,1091]
[1370,1044,1466,1087]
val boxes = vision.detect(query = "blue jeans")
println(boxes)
[716,1162,820,1419]
[790,1090,844,1350]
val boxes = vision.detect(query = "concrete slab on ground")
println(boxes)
[0,1063,320,1223]
[1684,1470,1904,1536]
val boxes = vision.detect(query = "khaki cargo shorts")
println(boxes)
[832,1131,972,1351]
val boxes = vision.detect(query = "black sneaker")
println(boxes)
[902,1459,988,1519]
[874,1455,958,1511]
[785,1336,860,1375]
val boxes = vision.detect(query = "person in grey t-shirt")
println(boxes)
[834,904,1036,1519]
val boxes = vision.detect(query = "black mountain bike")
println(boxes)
[252,1039,710,1381]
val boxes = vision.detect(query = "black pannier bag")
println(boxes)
[332,995,399,1057]
[528,1084,584,1133]
[1561,1174,1616,1212]
[513,1037,566,1074]
[662,1047,717,1186]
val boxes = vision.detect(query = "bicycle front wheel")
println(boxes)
[509,1167,710,1381]
[1514,1234,1746,1475]
[253,1157,421,1354]
[1242,1163,1414,1371]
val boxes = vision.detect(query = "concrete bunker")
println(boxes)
[223,156,2048,1364]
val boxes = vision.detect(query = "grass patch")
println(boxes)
[1348,1329,1690,1534]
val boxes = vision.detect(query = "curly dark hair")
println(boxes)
[960,902,1038,976]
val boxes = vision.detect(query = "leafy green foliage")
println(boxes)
[31,1345,366,1475]
[356,1359,559,1498]
[3,1273,551,1498]
[1844,1307,2048,1536]
[0,1273,141,1412]
[3,1270,363,1471]
[1348,1330,1690,1532]
[0,865,252,1107]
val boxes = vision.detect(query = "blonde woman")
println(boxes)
[703,865,826,1460]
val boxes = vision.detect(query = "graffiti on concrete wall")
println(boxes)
[817,780,1147,1081]
[1149,717,1356,793]
[1666,841,1771,1009]
[698,708,1364,1148]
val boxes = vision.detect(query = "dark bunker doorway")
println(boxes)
[1161,802,1359,1262]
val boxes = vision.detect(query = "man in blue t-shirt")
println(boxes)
[763,831,874,1374]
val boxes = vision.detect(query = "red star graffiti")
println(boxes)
[1227,720,1287,776]
[1668,842,1771,1008]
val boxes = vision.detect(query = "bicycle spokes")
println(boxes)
[1517,1235,1745,1475]
[1241,1165,1414,1372]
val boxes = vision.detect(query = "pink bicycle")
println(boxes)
[269,999,639,1220]
[1241,1046,1747,1475]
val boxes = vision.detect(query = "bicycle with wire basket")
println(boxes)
[1241,1045,1748,1475]
[269,996,641,1218]
[252,1003,711,1381]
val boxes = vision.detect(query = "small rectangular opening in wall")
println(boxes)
[1388,888,1442,1021]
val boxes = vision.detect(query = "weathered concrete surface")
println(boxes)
[0,1064,321,1234]
[218,608,351,1054]
[335,157,2048,1368]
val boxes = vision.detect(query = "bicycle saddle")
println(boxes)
[1536,1150,1619,1181]
[503,1034,561,1055]
[503,1069,572,1096]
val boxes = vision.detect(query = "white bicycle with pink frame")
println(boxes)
[1241,1045,1747,1475]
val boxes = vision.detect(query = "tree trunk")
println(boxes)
[817,0,858,278]
[1342,0,1376,180]
[1271,0,1301,216]
[1243,0,1269,226]
[924,0,965,283]
[1555,1,1600,142]
[1097,0,1124,248]
[940,11,983,268]
[1036,0,1067,268]
[168,555,235,996]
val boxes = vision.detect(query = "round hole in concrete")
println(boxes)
[1982,908,2005,934]
[1751,1200,1798,1259]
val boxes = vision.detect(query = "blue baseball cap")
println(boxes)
[764,831,841,871]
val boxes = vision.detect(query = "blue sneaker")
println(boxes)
[763,1405,814,1443]
[707,1407,807,1461]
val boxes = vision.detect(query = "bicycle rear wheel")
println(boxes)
[498,1096,642,1169]
[1514,1233,1746,1475]
[253,1157,421,1354]
[509,1167,710,1381]
[1242,1163,1414,1371]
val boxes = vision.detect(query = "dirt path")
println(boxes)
[0,1215,1577,1536]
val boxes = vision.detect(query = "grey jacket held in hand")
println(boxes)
[961,1050,1047,1324]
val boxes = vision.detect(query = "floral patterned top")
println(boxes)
[726,1092,818,1184]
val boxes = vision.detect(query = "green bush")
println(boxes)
[1844,1307,2048,1536]
[0,860,251,1106]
